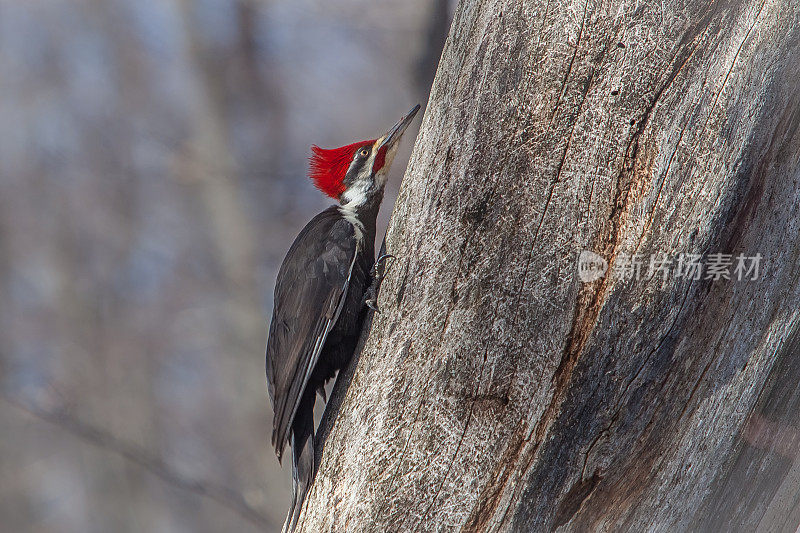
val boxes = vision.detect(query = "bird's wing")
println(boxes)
[266,213,358,460]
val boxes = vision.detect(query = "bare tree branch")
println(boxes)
[1,392,276,530]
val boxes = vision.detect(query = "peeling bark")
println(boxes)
[300,0,800,530]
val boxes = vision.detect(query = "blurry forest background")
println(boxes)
[0,1,453,531]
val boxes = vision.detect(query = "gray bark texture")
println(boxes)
[299,0,800,530]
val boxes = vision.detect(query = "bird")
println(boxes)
[265,105,420,532]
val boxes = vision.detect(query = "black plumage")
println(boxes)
[266,205,375,531]
[264,105,419,532]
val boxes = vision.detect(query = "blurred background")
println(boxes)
[0,0,453,531]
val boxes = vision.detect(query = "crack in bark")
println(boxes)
[536,0,555,52]
[415,344,493,528]
[632,31,709,256]
[381,394,426,525]
[707,0,766,125]
[435,178,502,348]
[590,0,762,444]
[457,63,604,531]
[490,18,715,525]
[549,0,591,124]
[682,0,766,224]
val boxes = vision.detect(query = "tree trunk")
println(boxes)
[300,0,800,530]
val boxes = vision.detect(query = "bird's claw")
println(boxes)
[371,253,396,278]
[365,296,380,313]
[364,253,397,313]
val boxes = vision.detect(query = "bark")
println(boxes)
[301,0,800,531]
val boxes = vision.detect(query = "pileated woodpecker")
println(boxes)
[266,105,420,531]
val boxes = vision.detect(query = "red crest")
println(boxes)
[309,140,375,199]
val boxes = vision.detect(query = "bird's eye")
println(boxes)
[360,148,370,157]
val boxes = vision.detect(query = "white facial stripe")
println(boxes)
[341,147,378,209]
[341,180,369,207]
[339,168,367,244]
[338,205,365,244]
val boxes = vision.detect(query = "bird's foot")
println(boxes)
[365,254,396,313]
[372,253,395,277]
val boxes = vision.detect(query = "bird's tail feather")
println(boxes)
[282,389,316,533]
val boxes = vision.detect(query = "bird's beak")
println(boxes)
[378,104,421,151]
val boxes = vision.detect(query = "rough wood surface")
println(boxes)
[299,0,800,530]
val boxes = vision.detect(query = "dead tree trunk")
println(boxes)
[300,0,800,530]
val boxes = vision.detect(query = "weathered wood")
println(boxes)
[300,0,800,530]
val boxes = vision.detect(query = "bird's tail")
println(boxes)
[282,388,316,533]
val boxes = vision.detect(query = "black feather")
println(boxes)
[266,206,371,459]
